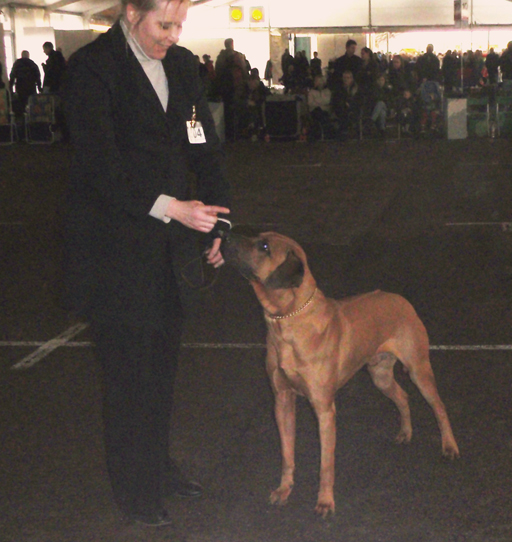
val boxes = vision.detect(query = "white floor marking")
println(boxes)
[5,338,512,372]
[446,222,511,226]
[10,323,89,370]
[283,162,322,168]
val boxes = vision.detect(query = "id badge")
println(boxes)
[186,121,206,144]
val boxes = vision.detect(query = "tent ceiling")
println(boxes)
[1,0,511,25]
[0,0,211,18]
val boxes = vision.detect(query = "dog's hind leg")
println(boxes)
[367,352,413,445]
[270,389,297,507]
[401,353,460,459]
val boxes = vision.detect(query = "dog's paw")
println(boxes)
[269,485,293,506]
[442,442,460,460]
[394,429,412,445]
[314,499,335,519]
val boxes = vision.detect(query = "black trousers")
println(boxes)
[92,317,183,515]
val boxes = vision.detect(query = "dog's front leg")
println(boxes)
[270,389,296,506]
[314,401,336,518]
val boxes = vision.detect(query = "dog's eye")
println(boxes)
[258,240,271,254]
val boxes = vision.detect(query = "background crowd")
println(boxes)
[4,35,512,142]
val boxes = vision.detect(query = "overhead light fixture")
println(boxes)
[250,7,264,22]
[230,6,243,22]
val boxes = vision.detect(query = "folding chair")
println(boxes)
[495,92,512,137]
[466,94,490,137]
[0,88,18,145]
[25,94,56,144]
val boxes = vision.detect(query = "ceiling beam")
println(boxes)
[46,0,78,11]
[82,0,117,17]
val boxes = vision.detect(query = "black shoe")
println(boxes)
[130,508,173,527]
[165,476,203,498]
[163,459,203,498]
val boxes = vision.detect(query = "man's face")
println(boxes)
[127,0,188,60]
[43,45,51,56]
[342,72,354,86]
[346,44,356,57]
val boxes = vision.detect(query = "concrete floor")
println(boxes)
[1,137,512,541]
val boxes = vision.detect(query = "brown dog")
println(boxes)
[222,231,460,517]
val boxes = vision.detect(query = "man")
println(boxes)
[215,38,248,141]
[310,51,322,78]
[9,50,41,111]
[485,48,500,85]
[41,42,66,92]
[329,39,362,92]
[499,41,512,90]
[416,44,440,83]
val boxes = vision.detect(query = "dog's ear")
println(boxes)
[264,251,304,290]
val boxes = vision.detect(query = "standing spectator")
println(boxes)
[416,44,440,83]
[311,51,322,78]
[215,37,248,140]
[294,50,310,91]
[61,0,231,527]
[499,41,512,90]
[264,59,273,87]
[0,61,5,89]
[329,39,362,91]
[357,47,379,100]
[473,50,485,85]
[41,41,66,92]
[281,48,293,80]
[9,50,42,114]
[441,50,458,93]
[485,48,500,85]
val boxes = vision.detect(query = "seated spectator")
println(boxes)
[331,70,362,139]
[280,63,298,94]
[307,75,335,140]
[397,88,421,134]
[388,54,409,101]
[366,73,392,137]
[239,73,268,140]
[419,80,442,132]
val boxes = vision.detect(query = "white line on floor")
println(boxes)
[283,162,322,168]
[10,323,89,370]
[5,338,512,372]
[446,222,511,226]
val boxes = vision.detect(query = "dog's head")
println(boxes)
[222,231,309,290]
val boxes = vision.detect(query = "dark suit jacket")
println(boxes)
[61,21,230,328]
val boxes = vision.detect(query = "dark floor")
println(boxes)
[1,137,512,542]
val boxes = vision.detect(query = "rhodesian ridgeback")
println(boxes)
[222,231,460,518]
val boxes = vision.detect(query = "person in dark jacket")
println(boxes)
[500,41,512,89]
[416,44,440,83]
[61,0,231,527]
[485,48,500,85]
[328,39,362,92]
[42,41,66,92]
[9,50,42,110]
